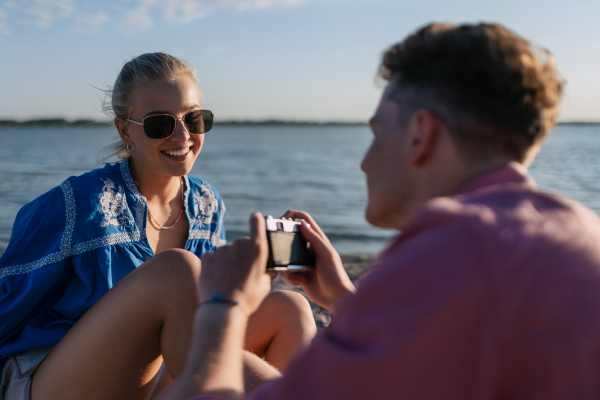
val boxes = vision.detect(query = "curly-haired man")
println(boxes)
[165,23,600,400]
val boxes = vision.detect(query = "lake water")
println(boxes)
[0,124,599,256]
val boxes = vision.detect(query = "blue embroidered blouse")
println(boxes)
[0,160,226,364]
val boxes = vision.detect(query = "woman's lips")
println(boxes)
[161,145,194,161]
[162,147,191,156]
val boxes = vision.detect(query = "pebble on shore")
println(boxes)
[270,254,378,329]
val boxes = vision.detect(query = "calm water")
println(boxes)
[0,124,599,256]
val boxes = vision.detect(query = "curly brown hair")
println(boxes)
[379,23,564,163]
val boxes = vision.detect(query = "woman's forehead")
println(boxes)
[132,76,201,115]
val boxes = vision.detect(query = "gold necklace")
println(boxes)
[131,171,184,230]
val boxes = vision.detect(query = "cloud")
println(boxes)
[21,0,76,28]
[223,0,312,10]
[116,0,314,32]
[0,8,10,35]
[72,11,111,33]
[0,0,316,36]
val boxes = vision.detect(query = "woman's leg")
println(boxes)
[31,249,201,400]
[245,291,317,370]
[31,250,272,400]
[154,291,316,398]
[31,249,315,400]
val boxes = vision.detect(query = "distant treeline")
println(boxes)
[556,121,600,126]
[0,119,111,127]
[217,120,367,126]
[0,118,367,127]
[0,118,597,128]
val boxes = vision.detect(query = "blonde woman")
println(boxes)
[0,53,315,400]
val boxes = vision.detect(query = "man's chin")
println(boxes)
[365,208,400,229]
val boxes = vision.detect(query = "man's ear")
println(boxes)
[114,117,132,144]
[407,110,441,166]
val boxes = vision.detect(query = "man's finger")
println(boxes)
[300,221,332,255]
[249,212,266,244]
[282,210,327,240]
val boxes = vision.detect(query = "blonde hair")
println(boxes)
[98,52,200,163]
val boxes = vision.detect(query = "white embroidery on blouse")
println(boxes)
[68,162,146,255]
[73,231,141,255]
[212,202,226,247]
[0,180,77,278]
[120,160,146,239]
[99,178,133,229]
[189,183,225,247]
[188,230,211,240]
[194,184,219,225]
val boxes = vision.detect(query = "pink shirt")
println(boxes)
[191,164,600,400]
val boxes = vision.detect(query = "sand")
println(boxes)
[270,254,378,329]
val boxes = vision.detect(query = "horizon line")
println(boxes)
[1,118,599,127]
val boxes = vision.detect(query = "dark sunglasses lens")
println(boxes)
[143,115,176,139]
[184,110,213,134]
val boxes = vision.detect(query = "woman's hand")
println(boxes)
[199,212,271,316]
[281,210,356,315]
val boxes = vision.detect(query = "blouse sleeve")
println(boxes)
[0,181,75,352]
[187,178,227,255]
[214,194,226,249]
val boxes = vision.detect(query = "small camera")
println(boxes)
[265,215,316,271]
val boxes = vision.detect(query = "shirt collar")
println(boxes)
[454,162,537,196]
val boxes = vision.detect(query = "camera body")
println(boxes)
[265,216,316,271]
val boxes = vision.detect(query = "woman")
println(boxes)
[0,53,316,400]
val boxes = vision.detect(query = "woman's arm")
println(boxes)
[0,183,74,350]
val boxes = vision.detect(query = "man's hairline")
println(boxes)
[383,75,459,130]
[383,75,526,166]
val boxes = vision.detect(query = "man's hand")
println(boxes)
[199,212,271,316]
[281,210,356,314]
[159,214,275,400]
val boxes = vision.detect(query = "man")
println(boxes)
[163,23,600,399]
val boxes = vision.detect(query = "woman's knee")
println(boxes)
[140,249,200,283]
[263,291,316,332]
[125,249,201,305]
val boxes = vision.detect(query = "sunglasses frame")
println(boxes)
[125,109,215,139]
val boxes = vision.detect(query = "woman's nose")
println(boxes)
[170,117,190,142]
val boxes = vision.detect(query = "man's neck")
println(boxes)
[399,157,514,228]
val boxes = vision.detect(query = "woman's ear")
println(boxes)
[114,117,131,144]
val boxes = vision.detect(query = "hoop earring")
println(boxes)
[126,142,134,153]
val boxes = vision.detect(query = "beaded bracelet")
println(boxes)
[199,294,239,307]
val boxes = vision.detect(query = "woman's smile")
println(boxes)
[162,145,193,158]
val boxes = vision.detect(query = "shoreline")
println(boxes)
[0,119,368,128]
[1,120,598,128]
[271,254,378,329]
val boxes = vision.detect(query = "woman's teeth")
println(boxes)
[164,148,190,156]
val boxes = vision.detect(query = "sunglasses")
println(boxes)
[126,110,214,139]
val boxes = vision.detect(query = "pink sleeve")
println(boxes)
[192,213,503,400]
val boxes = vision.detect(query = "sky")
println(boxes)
[0,0,598,122]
